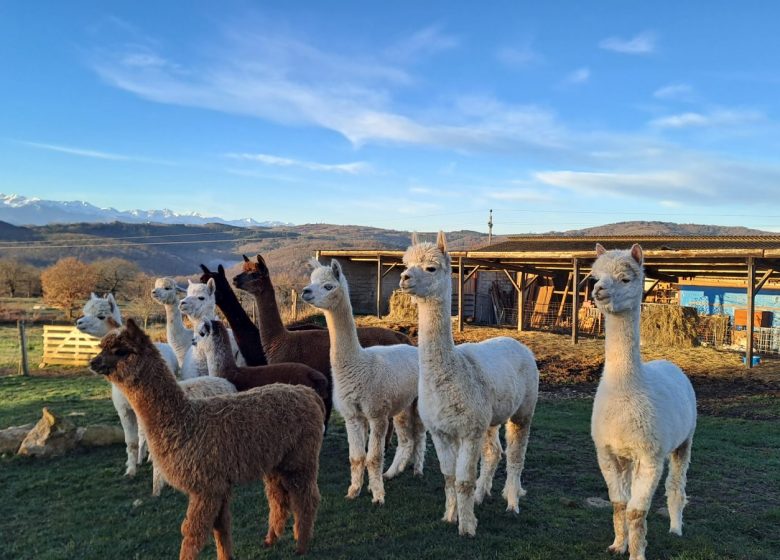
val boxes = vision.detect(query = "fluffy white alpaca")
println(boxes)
[302,259,426,504]
[400,232,539,536]
[76,293,179,476]
[150,277,193,370]
[149,375,237,496]
[590,244,696,560]
[178,279,246,377]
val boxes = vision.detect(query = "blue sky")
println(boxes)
[2,0,780,233]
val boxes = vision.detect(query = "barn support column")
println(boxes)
[517,271,526,332]
[746,257,756,368]
[457,256,464,332]
[376,255,383,319]
[572,258,580,345]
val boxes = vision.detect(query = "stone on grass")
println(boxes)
[17,408,78,458]
[0,423,34,454]
[76,425,124,447]
[584,497,612,509]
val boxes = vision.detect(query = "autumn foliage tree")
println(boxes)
[40,257,98,319]
[92,257,140,298]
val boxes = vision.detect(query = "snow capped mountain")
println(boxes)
[0,194,291,227]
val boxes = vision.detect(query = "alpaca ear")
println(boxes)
[199,264,211,275]
[307,257,321,270]
[187,279,194,286]
[107,293,116,312]
[595,243,607,257]
[206,278,216,295]
[411,231,420,245]
[125,317,142,339]
[630,244,644,265]
[217,264,225,276]
[90,292,98,300]
[331,259,342,280]
[436,231,447,253]
[243,255,250,263]
[256,255,268,272]
[175,284,186,294]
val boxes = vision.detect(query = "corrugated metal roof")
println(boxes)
[474,235,780,253]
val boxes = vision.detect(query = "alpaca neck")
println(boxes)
[119,354,193,442]
[205,332,238,378]
[252,281,286,343]
[416,290,456,367]
[323,291,362,369]
[215,286,267,366]
[164,302,191,361]
[602,304,642,387]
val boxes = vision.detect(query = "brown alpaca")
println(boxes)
[233,254,410,379]
[91,319,324,558]
[196,318,333,428]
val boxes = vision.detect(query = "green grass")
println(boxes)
[1,376,778,560]
[0,324,46,375]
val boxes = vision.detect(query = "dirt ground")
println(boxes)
[356,316,780,421]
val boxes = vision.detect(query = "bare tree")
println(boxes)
[0,259,40,298]
[40,257,98,319]
[124,272,163,329]
[91,258,141,298]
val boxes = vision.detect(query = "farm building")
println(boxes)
[317,235,780,368]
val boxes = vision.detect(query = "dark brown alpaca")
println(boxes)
[91,319,324,558]
[199,264,325,366]
[233,255,410,380]
[196,318,333,428]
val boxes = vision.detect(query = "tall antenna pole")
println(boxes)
[488,208,494,245]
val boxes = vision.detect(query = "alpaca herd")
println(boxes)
[82,236,696,560]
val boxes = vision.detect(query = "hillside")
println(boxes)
[554,221,773,237]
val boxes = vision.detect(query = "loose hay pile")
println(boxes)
[388,290,418,322]
[640,304,699,348]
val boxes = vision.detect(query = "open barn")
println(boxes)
[318,235,780,368]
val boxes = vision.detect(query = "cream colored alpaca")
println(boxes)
[150,375,237,496]
[302,259,425,504]
[590,244,696,560]
[400,232,539,536]
[150,278,193,372]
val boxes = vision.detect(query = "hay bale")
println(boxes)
[698,314,731,347]
[640,304,699,348]
[388,290,418,322]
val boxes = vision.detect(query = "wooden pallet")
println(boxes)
[41,325,100,367]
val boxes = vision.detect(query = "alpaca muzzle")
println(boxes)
[89,355,111,376]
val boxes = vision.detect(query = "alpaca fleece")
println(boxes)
[91,319,324,558]
[151,277,193,371]
[195,318,332,428]
[590,244,696,560]
[303,258,425,504]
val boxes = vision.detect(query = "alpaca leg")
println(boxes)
[264,474,290,547]
[112,387,139,477]
[475,426,502,505]
[179,494,221,560]
[430,431,458,524]
[137,425,148,464]
[626,459,663,560]
[152,463,167,497]
[213,496,233,560]
[384,409,414,480]
[287,470,321,555]
[366,416,389,504]
[666,438,693,536]
[502,415,532,513]
[411,406,427,476]
[344,415,368,499]
[596,448,631,554]
[455,437,482,537]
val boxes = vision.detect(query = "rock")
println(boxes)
[558,497,580,508]
[76,425,124,447]
[584,497,612,509]
[656,506,670,518]
[0,423,35,454]
[132,499,143,508]
[17,408,79,458]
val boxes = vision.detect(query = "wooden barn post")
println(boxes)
[517,271,526,332]
[572,258,580,344]
[457,256,464,332]
[376,255,383,318]
[746,257,755,369]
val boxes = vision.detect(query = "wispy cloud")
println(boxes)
[653,83,695,101]
[649,109,764,129]
[496,41,543,68]
[226,152,371,174]
[385,25,458,62]
[564,67,590,85]
[599,31,656,54]
[485,188,555,202]
[16,140,171,164]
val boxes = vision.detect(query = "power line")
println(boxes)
[0,236,271,251]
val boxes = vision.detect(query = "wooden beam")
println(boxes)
[754,268,775,294]
[517,271,526,332]
[457,256,464,332]
[503,268,520,292]
[642,278,662,302]
[643,267,679,283]
[463,257,555,277]
[557,272,573,322]
[572,258,580,345]
[746,257,755,369]
[376,255,383,318]
[381,262,400,278]
[464,265,481,283]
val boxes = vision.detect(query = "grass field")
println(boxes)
[1,373,778,560]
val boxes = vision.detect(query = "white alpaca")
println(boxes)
[302,259,426,504]
[149,376,237,496]
[76,293,179,476]
[150,277,193,370]
[590,243,696,560]
[400,232,539,536]
[178,279,246,377]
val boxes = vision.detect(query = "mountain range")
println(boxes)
[0,193,289,228]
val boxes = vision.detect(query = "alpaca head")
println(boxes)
[151,277,186,306]
[199,264,230,305]
[590,243,645,314]
[192,319,230,358]
[179,279,216,320]
[301,259,349,311]
[76,293,123,337]
[90,318,154,386]
[233,254,271,293]
[399,231,451,301]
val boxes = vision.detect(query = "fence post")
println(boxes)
[18,320,29,376]
[291,289,298,322]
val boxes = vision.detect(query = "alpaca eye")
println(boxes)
[425,267,437,273]
[97,315,105,320]
[621,278,631,283]
[198,297,205,301]
[324,285,334,291]
[114,348,130,357]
